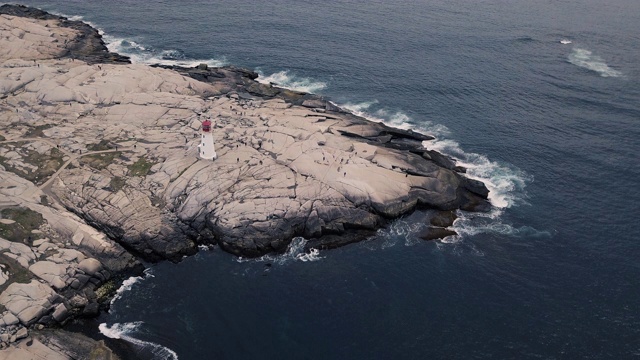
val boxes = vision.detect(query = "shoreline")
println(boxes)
[0,4,489,358]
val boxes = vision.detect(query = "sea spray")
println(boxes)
[568,48,623,78]
[257,70,327,93]
[237,237,323,265]
[99,322,179,360]
[104,36,227,67]
[333,100,544,244]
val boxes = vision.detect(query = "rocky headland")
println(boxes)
[0,4,489,358]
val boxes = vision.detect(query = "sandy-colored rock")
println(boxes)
[77,258,101,275]
[0,280,56,325]
[2,312,19,326]
[29,261,69,290]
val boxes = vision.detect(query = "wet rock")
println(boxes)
[419,227,458,241]
[429,210,458,228]
[81,302,99,317]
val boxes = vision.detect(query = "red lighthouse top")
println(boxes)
[202,120,211,132]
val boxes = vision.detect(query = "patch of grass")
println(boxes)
[0,207,45,244]
[86,140,113,151]
[79,151,121,170]
[24,124,54,137]
[0,252,34,292]
[0,145,65,185]
[109,176,126,192]
[0,134,5,141]
[128,156,155,177]
[95,280,116,303]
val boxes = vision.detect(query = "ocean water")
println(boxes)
[8,0,640,358]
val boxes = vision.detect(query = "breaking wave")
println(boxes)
[104,36,226,67]
[51,11,226,67]
[257,70,327,93]
[452,208,552,238]
[336,100,529,209]
[99,322,179,360]
[109,275,142,306]
[237,237,323,265]
[109,268,154,307]
[568,48,623,78]
[334,100,539,244]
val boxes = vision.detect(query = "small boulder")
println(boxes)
[78,258,102,276]
[2,312,19,326]
[81,302,99,317]
[52,303,69,323]
[15,327,28,340]
[429,211,457,228]
[419,227,457,241]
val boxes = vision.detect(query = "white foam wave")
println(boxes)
[334,101,527,209]
[99,322,179,360]
[103,35,226,67]
[48,11,224,68]
[452,208,551,238]
[236,237,323,265]
[568,48,623,78]
[341,100,379,114]
[110,275,143,306]
[256,70,327,93]
[338,101,451,138]
[425,138,530,209]
[560,39,572,45]
[198,244,213,251]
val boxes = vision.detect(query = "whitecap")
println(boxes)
[331,101,529,209]
[236,237,323,264]
[451,208,551,239]
[109,275,143,306]
[340,100,379,114]
[424,138,530,209]
[560,39,572,45]
[568,48,623,78]
[256,70,327,93]
[99,322,179,360]
[103,34,226,67]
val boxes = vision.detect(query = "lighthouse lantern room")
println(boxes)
[198,119,217,160]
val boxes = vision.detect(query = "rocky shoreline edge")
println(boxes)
[0,4,489,358]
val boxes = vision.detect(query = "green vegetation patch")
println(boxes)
[95,279,117,303]
[0,144,65,185]
[0,207,45,244]
[128,156,156,177]
[79,151,121,170]
[0,252,35,292]
[86,140,113,151]
[0,134,5,141]
[24,124,54,137]
[109,176,126,192]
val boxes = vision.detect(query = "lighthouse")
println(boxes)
[198,119,217,160]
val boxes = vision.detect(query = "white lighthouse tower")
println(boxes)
[198,119,217,160]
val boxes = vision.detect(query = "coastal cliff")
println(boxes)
[0,4,489,357]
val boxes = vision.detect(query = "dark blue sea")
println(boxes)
[9,0,640,358]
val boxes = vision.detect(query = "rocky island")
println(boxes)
[0,5,489,358]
